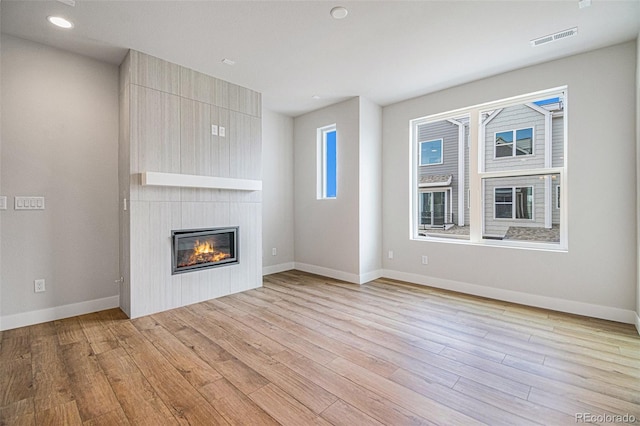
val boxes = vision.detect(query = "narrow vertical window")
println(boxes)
[317,124,337,199]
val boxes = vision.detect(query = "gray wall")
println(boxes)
[293,98,361,279]
[292,96,382,283]
[1,35,119,326]
[262,109,295,273]
[383,41,637,319]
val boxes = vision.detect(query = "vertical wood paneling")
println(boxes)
[122,49,262,319]
[131,51,180,95]
[217,108,231,179]
[131,85,181,202]
[228,84,240,113]
[130,201,182,318]
[119,52,132,317]
[228,203,262,295]
[181,99,212,202]
[215,79,229,109]
[180,67,215,105]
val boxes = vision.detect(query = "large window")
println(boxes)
[317,124,337,199]
[411,87,566,249]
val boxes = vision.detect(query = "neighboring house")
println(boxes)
[417,97,563,237]
[417,118,468,229]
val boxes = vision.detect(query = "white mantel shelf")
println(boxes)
[140,172,262,191]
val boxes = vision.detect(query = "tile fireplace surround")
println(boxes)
[118,50,262,318]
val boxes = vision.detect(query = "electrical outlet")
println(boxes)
[219,126,226,137]
[421,255,428,265]
[272,247,277,256]
[35,279,46,293]
[388,250,394,259]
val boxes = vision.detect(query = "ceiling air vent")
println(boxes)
[530,27,578,47]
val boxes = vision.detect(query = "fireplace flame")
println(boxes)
[178,239,231,268]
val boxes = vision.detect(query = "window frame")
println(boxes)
[493,186,534,221]
[409,86,568,251]
[419,138,444,166]
[493,127,535,159]
[317,124,337,200]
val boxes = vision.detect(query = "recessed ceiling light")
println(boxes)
[312,95,321,100]
[47,16,74,29]
[222,58,235,66]
[330,6,348,19]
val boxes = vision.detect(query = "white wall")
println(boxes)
[0,2,3,331]
[636,33,640,332]
[358,97,383,280]
[294,98,362,281]
[262,109,295,275]
[383,41,637,323]
[0,35,120,329]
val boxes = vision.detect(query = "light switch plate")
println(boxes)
[219,126,226,137]
[211,124,218,136]
[15,196,45,210]
[0,196,6,210]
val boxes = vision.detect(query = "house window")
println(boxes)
[317,125,337,199]
[495,128,533,158]
[419,139,443,165]
[494,187,533,220]
[410,87,566,249]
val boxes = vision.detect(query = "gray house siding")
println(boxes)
[464,125,470,226]
[552,115,563,224]
[417,119,459,224]
[484,104,546,172]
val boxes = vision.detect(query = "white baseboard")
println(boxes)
[635,312,640,335]
[0,295,120,331]
[382,269,637,325]
[293,263,383,285]
[359,269,384,284]
[262,262,296,276]
[294,262,361,284]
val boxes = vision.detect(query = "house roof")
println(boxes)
[419,175,452,188]
[1,1,638,116]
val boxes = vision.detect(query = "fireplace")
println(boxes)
[171,227,238,274]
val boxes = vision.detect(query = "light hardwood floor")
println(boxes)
[1,270,639,425]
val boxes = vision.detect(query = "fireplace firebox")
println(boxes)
[171,227,238,274]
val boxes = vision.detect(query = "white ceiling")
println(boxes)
[1,0,639,117]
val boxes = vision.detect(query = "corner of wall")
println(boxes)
[636,33,640,334]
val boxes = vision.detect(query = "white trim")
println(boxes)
[419,138,444,166]
[544,175,552,228]
[635,312,640,335]
[480,167,564,179]
[317,124,337,199]
[293,262,382,285]
[141,172,261,191]
[493,185,534,221]
[382,269,637,325]
[262,262,295,276]
[1,295,120,331]
[454,120,466,226]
